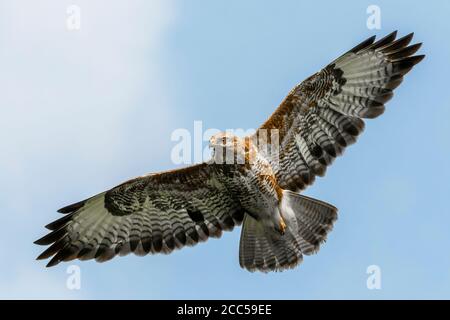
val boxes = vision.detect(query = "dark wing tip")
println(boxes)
[393,55,425,74]
[35,216,75,266]
[349,35,376,53]
[34,227,66,245]
[412,54,426,64]
[394,32,415,47]
[368,30,398,50]
[387,42,423,60]
[413,42,423,51]
[405,32,414,40]
[36,239,64,260]
[36,251,51,261]
[398,32,415,48]
[380,30,398,42]
[44,212,74,230]
[42,244,79,267]
[46,256,62,268]
[57,199,87,214]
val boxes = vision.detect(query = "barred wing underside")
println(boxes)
[260,31,424,191]
[35,163,245,267]
[35,31,424,271]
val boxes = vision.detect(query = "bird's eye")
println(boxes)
[222,137,227,144]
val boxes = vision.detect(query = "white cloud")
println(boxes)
[0,0,177,197]
[0,0,177,298]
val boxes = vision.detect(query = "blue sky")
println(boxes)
[0,0,449,299]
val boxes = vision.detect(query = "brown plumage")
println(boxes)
[35,31,424,272]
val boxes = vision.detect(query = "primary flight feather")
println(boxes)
[35,31,424,272]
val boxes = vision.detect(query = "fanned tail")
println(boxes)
[239,190,337,272]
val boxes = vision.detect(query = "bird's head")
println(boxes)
[209,132,240,148]
[209,132,246,164]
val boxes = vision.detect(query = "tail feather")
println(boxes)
[283,191,337,254]
[239,215,302,272]
[239,190,337,272]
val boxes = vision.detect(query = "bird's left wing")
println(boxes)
[35,163,245,267]
[257,31,424,191]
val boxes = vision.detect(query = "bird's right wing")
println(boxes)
[258,31,424,192]
[35,163,246,267]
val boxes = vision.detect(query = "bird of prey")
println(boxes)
[35,31,424,272]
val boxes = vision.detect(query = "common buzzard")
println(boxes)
[35,31,424,272]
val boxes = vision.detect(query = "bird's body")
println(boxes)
[209,133,285,233]
[35,31,424,272]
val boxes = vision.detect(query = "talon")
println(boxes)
[279,218,287,235]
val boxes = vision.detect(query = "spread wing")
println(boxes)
[258,31,424,191]
[35,163,245,267]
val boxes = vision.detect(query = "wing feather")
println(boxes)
[35,163,246,267]
[258,32,424,191]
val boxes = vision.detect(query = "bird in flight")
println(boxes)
[35,31,424,272]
